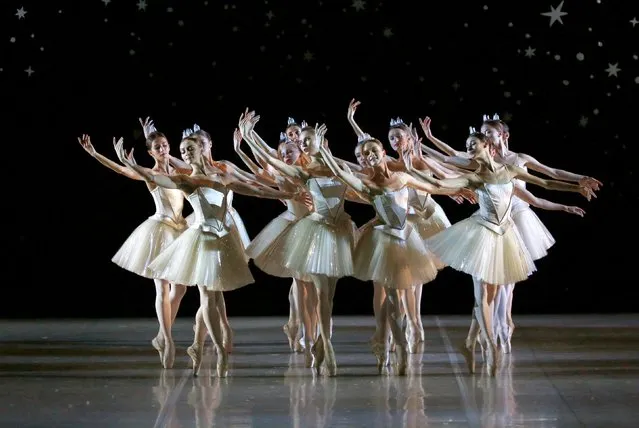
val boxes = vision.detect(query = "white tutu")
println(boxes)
[246,211,312,280]
[112,217,184,279]
[228,207,251,248]
[427,216,536,286]
[354,220,442,289]
[264,213,355,279]
[512,203,555,261]
[148,225,254,291]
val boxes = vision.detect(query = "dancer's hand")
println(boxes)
[449,195,464,204]
[458,188,478,204]
[579,176,603,192]
[418,116,433,139]
[347,98,360,121]
[78,134,96,157]
[139,116,156,138]
[564,206,586,217]
[315,123,327,146]
[578,184,596,201]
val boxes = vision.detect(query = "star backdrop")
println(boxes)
[3,1,637,318]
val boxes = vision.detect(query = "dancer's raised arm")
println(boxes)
[239,112,309,181]
[346,98,368,140]
[78,134,144,180]
[317,126,369,196]
[232,128,278,186]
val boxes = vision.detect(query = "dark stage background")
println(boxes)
[3,1,636,318]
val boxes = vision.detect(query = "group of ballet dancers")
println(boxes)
[78,99,601,378]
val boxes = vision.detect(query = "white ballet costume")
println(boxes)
[354,187,441,289]
[245,179,311,279]
[265,176,356,279]
[427,182,536,286]
[149,184,254,291]
[112,186,187,278]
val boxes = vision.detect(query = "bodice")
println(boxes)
[276,176,309,219]
[305,176,348,224]
[407,187,437,217]
[149,186,186,230]
[370,187,413,239]
[186,184,230,236]
[473,182,515,235]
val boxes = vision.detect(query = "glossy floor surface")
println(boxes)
[1,315,638,427]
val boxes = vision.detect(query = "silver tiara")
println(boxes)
[389,117,405,127]
[279,132,287,142]
[469,126,477,134]
[182,128,193,139]
[357,133,372,144]
[287,117,296,125]
[193,123,201,132]
[482,113,500,121]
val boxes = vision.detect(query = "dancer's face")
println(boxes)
[298,129,320,155]
[180,138,202,165]
[278,142,301,165]
[285,125,301,144]
[388,128,411,152]
[148,136,170,161]
[480,124,504,151]
[354,144,368,167]
[362,140,386,167]
[466,136,491,157]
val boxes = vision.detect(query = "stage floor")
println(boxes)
[1,315,638,427]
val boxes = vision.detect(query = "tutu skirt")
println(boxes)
[148,225,254,291]
[353,221,442,289]
[259,213,355,279]
[112,217,184,279]
[246,211,312,280]
[426,216,536,286]
[512,202,555,261]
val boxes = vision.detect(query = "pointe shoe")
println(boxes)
[324,348,337,377]
[371,341,387,374]
[187,344,203,377]
[152,336,165,366]
[406,325,419,354]
[216,349,229,378]
[417,321,425,343]
[162,339,175,369]
[459,343,476,374]
[393,344,408,376]
[304,347,313,368]
[283,323,299,352]
[311,339,325,375]
[487,347,502,377]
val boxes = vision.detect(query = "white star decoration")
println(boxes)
[303,51,314,61]
[541,1,568,27]
[136,0,147,11]
[352,0,366,11]
[16,7,27,19]
[102,0,111,6]
[383,28,393,38]
[24,66,34,77]
[630,17,638,27]
[605,63,621,77]
[524,46,536,58]
[579,116,588,127]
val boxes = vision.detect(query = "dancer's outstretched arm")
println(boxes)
[514,187,585,216]
[78,134,144,180]
[517,153,602,191]
[508,165,595,201]
[232,128,278,186]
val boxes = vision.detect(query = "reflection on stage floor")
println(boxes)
[1,315,638,427]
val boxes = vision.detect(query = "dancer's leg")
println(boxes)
[283,280,301,352]
[385,288,408,375]
[472,278,500,376]
[215,293,233,354]
[152,279,175,369]
[414,284,425,342]
[188,287,226,377]
[297,279,314,366]
[311,275,338,376]
[401,286,420,353]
